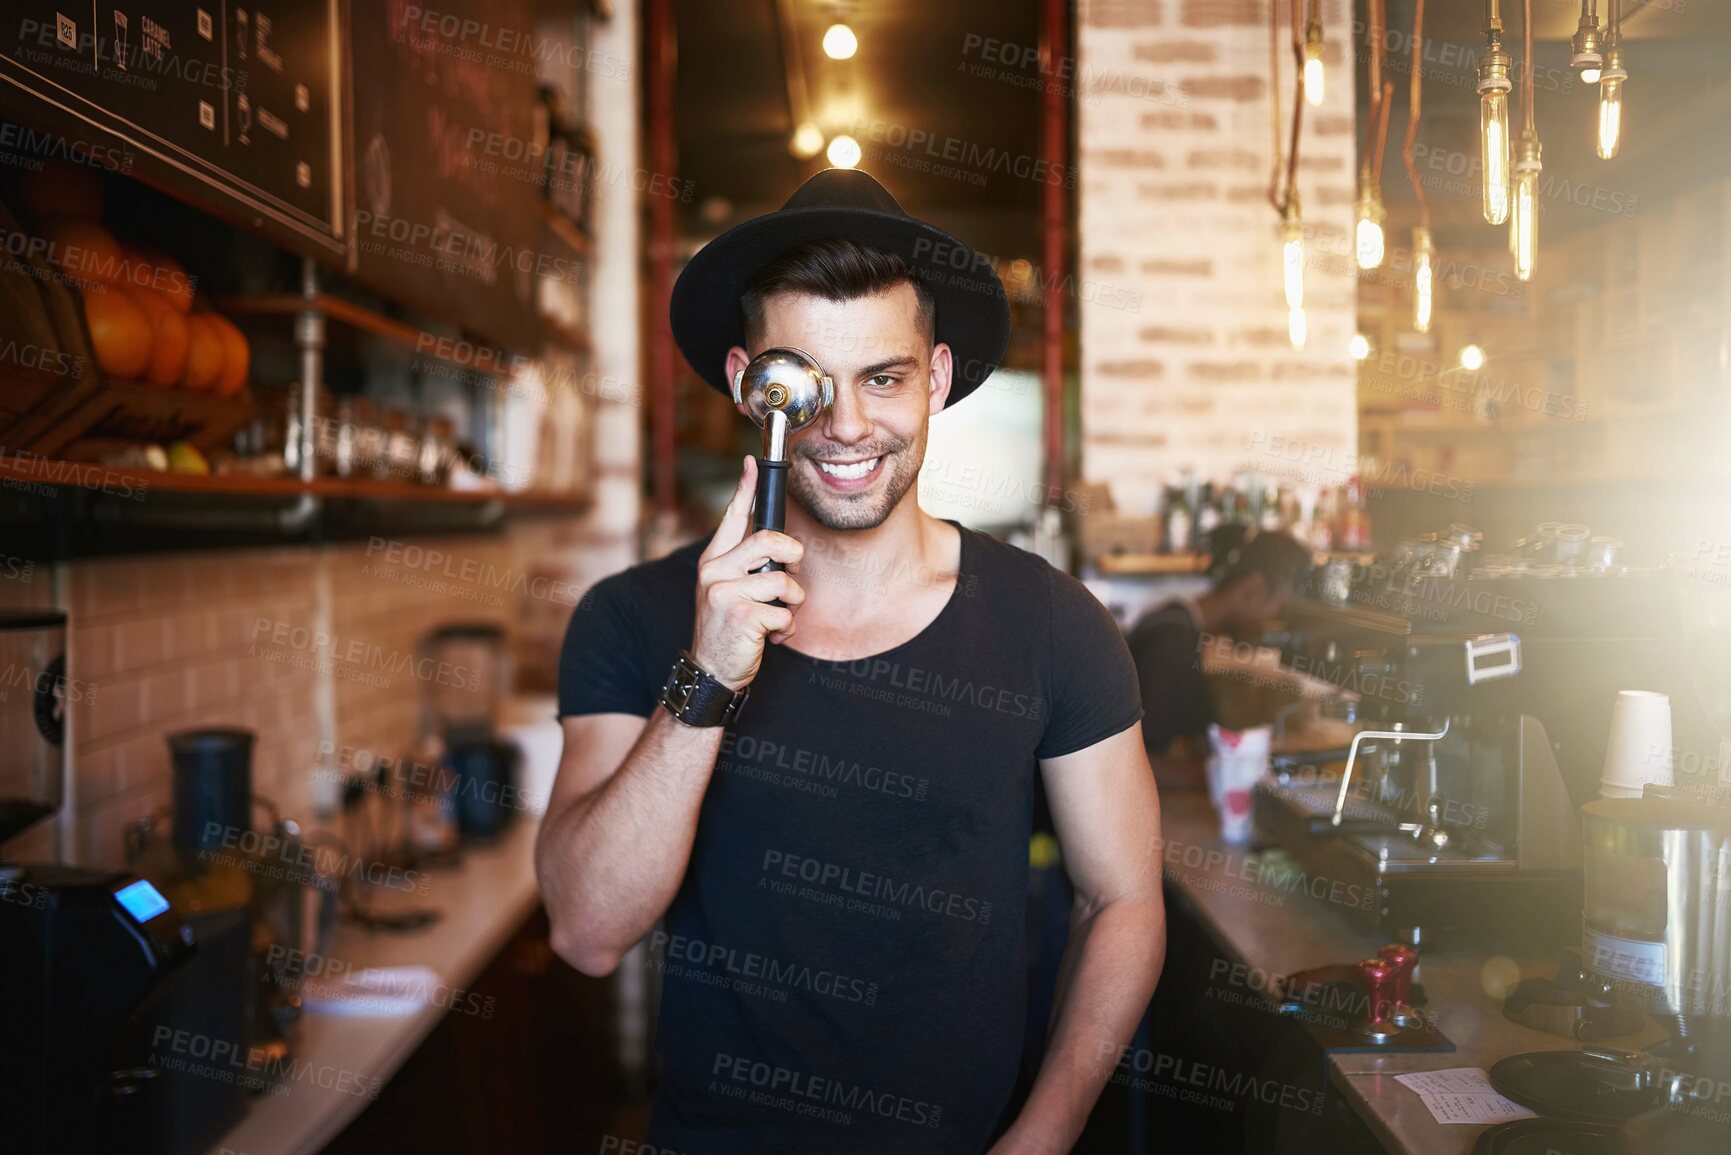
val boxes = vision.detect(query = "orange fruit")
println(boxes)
[208,314,250,396]
[139,248,195,313]
[181,314,224,391]
[129,288,191,387]
[83,286,152,380]
[42,218,123,287]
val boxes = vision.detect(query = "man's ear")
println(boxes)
[723,345,751,416]
[928,342,954,415]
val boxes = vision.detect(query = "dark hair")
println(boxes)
[742,238,936,346]
[1211,529,1313,596]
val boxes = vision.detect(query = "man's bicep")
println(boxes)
[1040,725,1163,906]
[548,713,650,817]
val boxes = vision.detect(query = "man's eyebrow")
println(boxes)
[854,355,921,377]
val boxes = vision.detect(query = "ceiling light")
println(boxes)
[791,122,825,159]
[1302,2,1325,108]
[1511,0,1542,282]
[822,22,858,60]
[1597,41,1625,159]
[1570,1,1604,71]
[1459,344,1487,371]
[1412,227,1434,333]
[826,134,861,169]
[1597,0,1627,162]
[1476,1,1512,226]
[1354,168,1387,270]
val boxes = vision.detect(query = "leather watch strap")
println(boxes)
[660,650,750,727]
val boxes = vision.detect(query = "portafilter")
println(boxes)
[732,347,834,576]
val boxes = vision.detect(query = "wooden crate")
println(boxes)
[6,378,253,460]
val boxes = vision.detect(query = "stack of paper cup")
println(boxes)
[1207,723,1271,844]
[1599,690,1673,799]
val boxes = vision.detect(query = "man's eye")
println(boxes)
[866,374,897,388]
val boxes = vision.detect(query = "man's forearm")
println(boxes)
[536,710,724,975]
[994,895,1166,1154]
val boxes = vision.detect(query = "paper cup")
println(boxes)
[1599,690,1673,800]
[1207,723,1270,845]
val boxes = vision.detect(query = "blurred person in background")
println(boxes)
[1127,528,1314,792]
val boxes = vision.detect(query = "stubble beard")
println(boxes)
[788,429,925,531]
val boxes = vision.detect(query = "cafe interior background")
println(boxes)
[2,0,1730,1153]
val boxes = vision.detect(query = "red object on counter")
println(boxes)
[1358,957,1397,1030]
[1378,943,1418,1008]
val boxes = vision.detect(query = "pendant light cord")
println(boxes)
[1523,0,1535,133]
[1269,0,1305,214]
[1403,0,1428,226]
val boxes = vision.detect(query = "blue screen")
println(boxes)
[114,879,170,922]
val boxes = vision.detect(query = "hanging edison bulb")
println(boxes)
[1597,41,1626,159]
[1570,2,1604,75]
[1512,130,1541,282]
[1282,199,1305,349]
[1282,200,1304,312]
[1476,38,1512,225]
[1354,166,1387,270]
[1302,10,1325,108]
[1412,227,1434,333]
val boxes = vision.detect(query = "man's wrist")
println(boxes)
[660,649,749,727]
[687,646,746,692]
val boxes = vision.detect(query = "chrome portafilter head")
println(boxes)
[732,347,834,460]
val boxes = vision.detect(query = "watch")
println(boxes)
[660,650,750,727]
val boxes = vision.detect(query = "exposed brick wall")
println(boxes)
[1078,0,1357,513]
[0,521,635,870]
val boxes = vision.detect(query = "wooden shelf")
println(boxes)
[1093,552,1210,576]
[0,458,589,510]
[540,314,592,353]
[541,202,593,258]
[1369,469,1730,493]
[216,294,525,379]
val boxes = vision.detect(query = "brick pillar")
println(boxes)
[1078,0,1357,515]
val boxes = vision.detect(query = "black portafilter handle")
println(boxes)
[752,456,790,609]
[751,456,789,573]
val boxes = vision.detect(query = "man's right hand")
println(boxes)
[691,456,807,690]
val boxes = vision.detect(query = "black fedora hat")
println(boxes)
[670,168,1011,408]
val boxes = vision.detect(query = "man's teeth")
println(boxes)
[817,457,880,480]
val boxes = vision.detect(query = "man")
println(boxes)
[1126,529,1313,791]
[537,169,1165,1155]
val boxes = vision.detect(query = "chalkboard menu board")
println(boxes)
[347,0,545,353]
[0,1,346,256]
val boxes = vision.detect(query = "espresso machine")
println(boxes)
[0,611,196,1155]
[1254,539,1688,944]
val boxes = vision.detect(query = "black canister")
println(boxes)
[445,727,521,841]
[167,728,255,853]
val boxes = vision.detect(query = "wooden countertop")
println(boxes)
[1158,791,1663,1155]
[201,816,543,1155]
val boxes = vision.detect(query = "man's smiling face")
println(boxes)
[726,282,952,531]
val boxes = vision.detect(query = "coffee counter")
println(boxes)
[1156,790,1664,1155]
[200,817,543,1155]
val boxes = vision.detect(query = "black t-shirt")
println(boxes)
[557,522,1142,1154]
[1125,599,1214,755]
